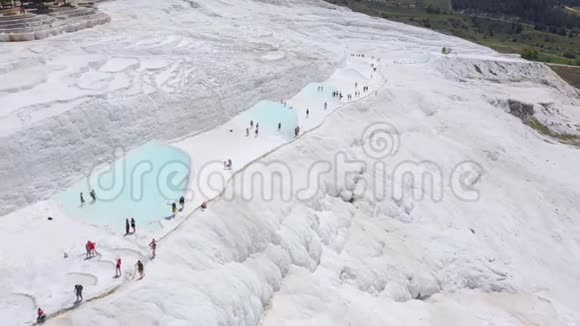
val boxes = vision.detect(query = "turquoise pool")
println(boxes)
[240,100,299,139]
[296,82,337,99]
[57,141,191,231]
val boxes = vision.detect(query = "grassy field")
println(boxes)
[528,117,580,146]
[547,64,580,89]
[325,0,580,87]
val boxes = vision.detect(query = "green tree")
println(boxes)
[521,48,539,61]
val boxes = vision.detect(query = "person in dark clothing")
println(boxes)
[179,196,185,211]
[85,241,91,259]
[136,260,144,279]
[89,189,96,202]
[171,202,177,216]
[74,284,83,302]
[278,122,281,131]
[80,192,85,206]
[130,218,136,233]
[125,219,130,235]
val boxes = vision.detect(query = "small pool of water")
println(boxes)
[297,82,337,99]
[239,100,298,139]
[57,141,191,231]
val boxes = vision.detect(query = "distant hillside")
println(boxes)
[452,0,580,30]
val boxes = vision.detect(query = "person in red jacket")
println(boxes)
[87,241,97,258]
[115,257,122,277]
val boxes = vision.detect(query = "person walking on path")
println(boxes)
[80,192,85,206]
[125,219,130,235]
[74,284,83,302]
[149,239,157,258]
[85,241,91,259]
[115,257,122,277]
[88,241,97,257]
[171,202,177,216]
[136,260,144,279]
[130,218,136,233]
[89,189,96,202]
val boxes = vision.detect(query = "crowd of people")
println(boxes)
[42,189,175,324]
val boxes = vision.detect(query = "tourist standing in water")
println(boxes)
[179,196,185,211]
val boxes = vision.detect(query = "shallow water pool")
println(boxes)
[57,141,191,231]
[239,100,299,139]
[297,82,337,99]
